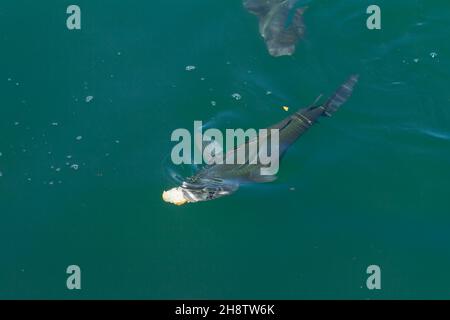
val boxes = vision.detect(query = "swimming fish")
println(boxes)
[163,75,359,205]
[243,0,307,57]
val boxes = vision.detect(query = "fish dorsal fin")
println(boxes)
[309,94,323,108]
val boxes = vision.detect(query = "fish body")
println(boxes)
[163,75,359,205]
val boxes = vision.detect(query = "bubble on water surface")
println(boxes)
[231,93,242,101]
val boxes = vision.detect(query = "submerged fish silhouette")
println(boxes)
[162,75,359,205]
[244,0,307,57]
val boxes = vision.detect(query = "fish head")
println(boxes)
[162,177,239,205]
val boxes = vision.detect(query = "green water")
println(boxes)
[1,0,450,299]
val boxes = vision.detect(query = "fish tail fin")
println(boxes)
[322,74,359,117]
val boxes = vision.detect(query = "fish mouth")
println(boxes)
[162,187,188,206]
